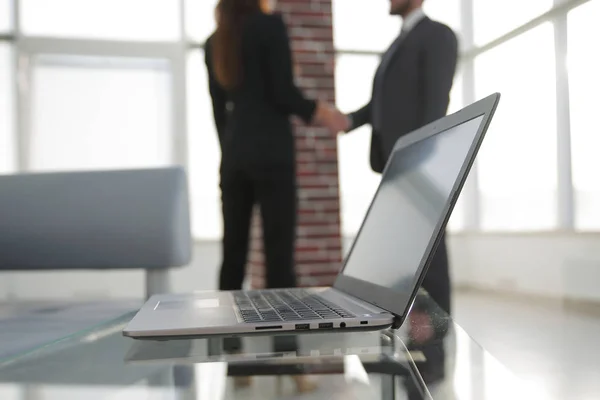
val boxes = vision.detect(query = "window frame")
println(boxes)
[1,0,595,237]
[4,0,190,221]
[459,0,582,232]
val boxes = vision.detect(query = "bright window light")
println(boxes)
[186,50,222,240]
[473,0,553,46]
[28,55,173,172]
[568,0,600,231]
[21,0,180,41]
[475,24,558,231]
[0,43,14,174]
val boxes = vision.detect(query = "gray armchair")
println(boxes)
[0,167,192,298]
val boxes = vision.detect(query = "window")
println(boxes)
[333,0,461,52]
[333,0,400,52]
[568,0,600,231]
[475,23,557,231]
[28,55,172,172]
[21,0,180,41]
[186,50,222,240]
[473,0,553,46]
[3,0,596,240]
[446,70,466,232]
[0,43,14,174]
[185,0,218,43]
[423,0,461,34]
[0,0,11,32]
[335,54,381,236]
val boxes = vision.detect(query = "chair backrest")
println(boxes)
[0,167,192,271]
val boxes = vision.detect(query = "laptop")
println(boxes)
[123,93,500,339]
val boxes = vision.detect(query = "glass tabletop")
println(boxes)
[0,292,534,400]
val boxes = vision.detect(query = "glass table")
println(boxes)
[0,292,533,399]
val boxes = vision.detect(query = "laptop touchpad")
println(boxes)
[156,298,220,310]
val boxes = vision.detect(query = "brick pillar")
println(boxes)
[249,0,343,289]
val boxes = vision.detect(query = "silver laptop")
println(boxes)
[123,93,500,339]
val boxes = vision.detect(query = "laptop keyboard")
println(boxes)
[233,290,355,323]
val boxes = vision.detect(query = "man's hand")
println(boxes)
[314,101,351,134]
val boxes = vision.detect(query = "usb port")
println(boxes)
[360,321,368,325]
[295,324,310,330]
[318,322,333,329]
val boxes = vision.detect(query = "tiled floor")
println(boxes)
[453,289,600,400]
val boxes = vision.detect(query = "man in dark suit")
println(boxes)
[343,0,458,315]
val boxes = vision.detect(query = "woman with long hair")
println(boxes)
[205,0,345,392]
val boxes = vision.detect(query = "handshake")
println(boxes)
[313,101,351,135]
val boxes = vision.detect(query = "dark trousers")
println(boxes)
[219,163,297,291]
[421,234,451,315]
[219,163,298,354]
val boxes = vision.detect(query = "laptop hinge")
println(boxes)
[332,286,403,320]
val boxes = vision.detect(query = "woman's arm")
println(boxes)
[264,14,317,123]
[204,38,228,148]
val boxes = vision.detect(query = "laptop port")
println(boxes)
[360,321,368,325]
[318,322,334,329]
[340,322,346,328]
[295,324,310,330]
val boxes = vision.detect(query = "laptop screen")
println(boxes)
[340,115,485,295]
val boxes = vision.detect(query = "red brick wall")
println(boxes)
[249,0,343,289]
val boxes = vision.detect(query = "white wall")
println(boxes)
[1,234,600,302]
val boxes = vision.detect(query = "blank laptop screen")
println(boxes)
[341,115,485,293]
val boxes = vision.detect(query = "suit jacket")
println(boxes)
[205,12,317,169]
[349,17,458,173]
